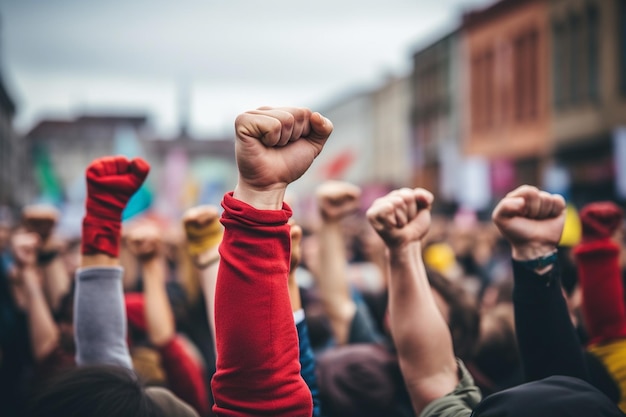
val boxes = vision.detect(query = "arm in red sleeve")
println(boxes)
[160,336,211,417]
[575,239,626,345]
[211,192,312,417]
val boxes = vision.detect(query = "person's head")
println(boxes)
[472,302,521,394]
[25,365,161,417]
[26,365,198,417]
[427,269,480,362]
[317,344,413,417]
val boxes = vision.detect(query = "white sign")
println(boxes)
[614,127,626,199]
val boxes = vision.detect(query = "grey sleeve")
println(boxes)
[74,266,133,369]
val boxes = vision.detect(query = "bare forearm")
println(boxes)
[142,259,176,347]
[288,272,302,312]
[23,269,59,362]
[197,257,219,353]
[387,242,458,414]
[317,221,356,344]
[42,257,71,312]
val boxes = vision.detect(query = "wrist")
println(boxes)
[141,256,166,271]
[192,248,220,269]
[21,268,42,293]
[511,244,558,261]
[388,241,421,264]
[233,183,286,210]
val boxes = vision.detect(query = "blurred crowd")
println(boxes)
[1,107,626,417]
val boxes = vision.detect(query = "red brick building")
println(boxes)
[462,0,551,197]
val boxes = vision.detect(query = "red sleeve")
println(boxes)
[211,192,312,417]
[159,336,211,417]
[575,239,626,345]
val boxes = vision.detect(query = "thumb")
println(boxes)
[308,112,333,142]
[130,158,151,182]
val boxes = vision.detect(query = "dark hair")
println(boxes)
[427,269,481,362]
[472,303,521,394]
[25,365,162,417]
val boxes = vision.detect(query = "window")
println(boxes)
[471,54,482,132]
[528,30,539,118]
[569,13,582,104]
[514,35,526,121]
[587,4,599,101]
[553,21,566,108]
[514,29,539,121]
[484,50,495,128]
[620,0,626,95]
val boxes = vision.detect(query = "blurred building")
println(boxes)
[0,75,17,208]
[25,115,151,204]
[371,74,412,188]
[143,132,236,219]
[293,89,375,210]
[550,0,626,204]
[410,29,463,203]
[24,114,236,219]
[462,0,551,199]
[291,79,412,220]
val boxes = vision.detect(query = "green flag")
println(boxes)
[34,145,63,204]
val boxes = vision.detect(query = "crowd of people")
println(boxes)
[1,106,626,416]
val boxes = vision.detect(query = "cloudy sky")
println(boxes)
[1,0,492,136]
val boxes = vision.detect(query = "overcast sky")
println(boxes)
[1,0,492,136]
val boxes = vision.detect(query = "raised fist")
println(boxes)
[234,107,333,208]
[366,188,434,249]
[85,156,150,220]
[182,205,222,257]
[579,201,624,242]
[492,185,565,260]
[125,220,162,262]
[316,181,361,222]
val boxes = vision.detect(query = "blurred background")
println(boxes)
[0,0,625,234]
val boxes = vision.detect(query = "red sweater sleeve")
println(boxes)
[574,239,626,345]
[211,192,312,417]
[160,336,211,417]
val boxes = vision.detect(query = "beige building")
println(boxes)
[371,75,412,188]
[24,115,236,216]
[25,115,151,203]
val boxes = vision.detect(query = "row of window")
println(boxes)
[418,0,626,135]
[620,0,626,95]
[470,27,540,133]
[552,5,599,108]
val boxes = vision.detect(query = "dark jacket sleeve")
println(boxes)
[512,260,588,382]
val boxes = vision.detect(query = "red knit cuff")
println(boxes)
[574,239,620,258]
[221,191,292,226]
[81,216,122,257]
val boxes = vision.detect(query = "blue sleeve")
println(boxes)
[297,318,323,417]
